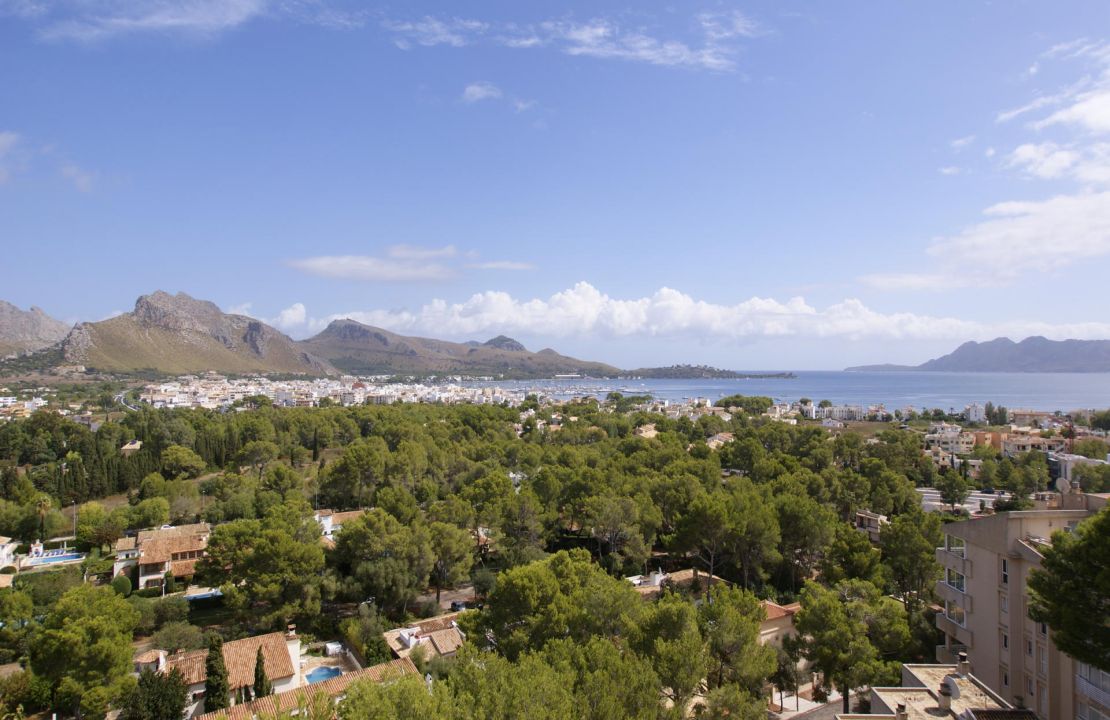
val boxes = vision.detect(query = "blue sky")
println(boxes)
[2,1,1110,369]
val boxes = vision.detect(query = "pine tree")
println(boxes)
[204,635,229,711]
[253,646,272,699]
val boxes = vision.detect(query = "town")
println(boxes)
[0,386,1105,720]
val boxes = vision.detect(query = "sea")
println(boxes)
[465,371,1110,413]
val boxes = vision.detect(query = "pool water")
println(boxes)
[305,666,342,684]
[25,552,83,566]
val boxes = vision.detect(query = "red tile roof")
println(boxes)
[162,633,296,690]
[193,658,418,720]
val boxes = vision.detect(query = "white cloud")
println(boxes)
[984,147,996,158]
[938,166,962,176]
[60,162,94,191]
[1007,142,1079,179]
[286,282,1110,342]
[382,16,488,48]
[513,99,537,113]
[39,0,268,41]
[0,131,19,184]
[270,302,307,329]
[1034,87,1110,134]
[862,191,1110,289]
[950,135,976,150]
[382,11,763,72]
[386,244,456,260]
[226,302,253,316]
[467,261,535,271]
[289,255,455,282]
[462,81,502,103]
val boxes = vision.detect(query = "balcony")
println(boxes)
[936,643,968,664]
[1077,673,1110,710]
[936,547,973,577]
[936,581,973,612]
[936,613,973,647]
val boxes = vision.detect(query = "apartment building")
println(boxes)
[935,491,1108,720]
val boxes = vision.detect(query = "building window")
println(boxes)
[1001,668,1009,688]
[1002,632,1009,650]
[1026,638,1034,656]
[1039,622,1048,637]
[1025,675,1034,697]
[1038,645,1047,676]
[1000,593,1009,614]
[1001,558,1009,585]
[946,568,966,593]
[946,535,965,557]
[945,601,966,627]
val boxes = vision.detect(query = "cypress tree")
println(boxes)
[204,635,229,711]
[252,646,272,699]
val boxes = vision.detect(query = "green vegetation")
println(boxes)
[0,398,973,717]
[1029,506,1109,671]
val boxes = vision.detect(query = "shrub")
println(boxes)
[111,575,132,597]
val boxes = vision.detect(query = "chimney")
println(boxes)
[895,703,908,720]
[286,624,297,637]
[957,651,971,676]
[938,680,952,712]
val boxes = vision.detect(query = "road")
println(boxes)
[115,392,140,410]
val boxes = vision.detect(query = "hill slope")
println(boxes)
[847,336,1110,373]
[299,319,620,378]
[59,291,334,375]
[0,301,70,356]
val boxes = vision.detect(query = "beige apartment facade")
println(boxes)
[935,492,1108,720]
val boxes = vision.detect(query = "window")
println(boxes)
[1039,622,1048,637]
[1001,668,1009,688]
[1038,645,1047,676]
[1000,593,1009,613]
[1026,638,1034,656]
[945,601,966,627]
[1001,557,1009,585]
[1002,632,1009,650]
[947,568,966,593]
[1026,675,1034,696]
[946,535,965,557]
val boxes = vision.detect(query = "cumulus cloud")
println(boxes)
[273,282,1110,342]
[863,191,1110,289]
[462,81,502,103]
[383,10,763,72]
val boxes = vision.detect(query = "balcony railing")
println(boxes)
[1077,673,1110,710]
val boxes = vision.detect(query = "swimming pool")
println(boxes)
[24,552,83,566]
[305,666,342,684]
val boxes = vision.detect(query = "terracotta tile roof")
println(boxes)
[428,628,464,656]
[761,600,799,621]
[141,534,208,565]
[137,523,210,544]
[162,633,296,690]
[966,711,1039,720]
[193,658,418,720]
[114,537,136,552]
[222,633,295,689]
[164,650,208,685]
[170,558,199,576]
[329,510,366,526]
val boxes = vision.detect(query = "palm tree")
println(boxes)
[34,495,52,541]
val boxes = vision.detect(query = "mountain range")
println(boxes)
[0,291,621,378]
[847,337,1110,373]
[0,301,71,357]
